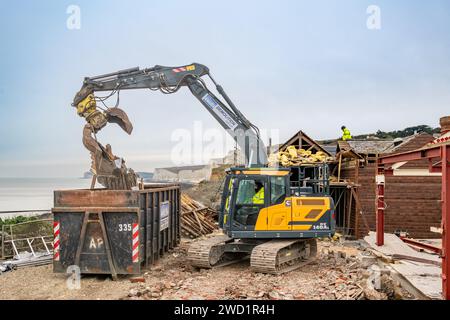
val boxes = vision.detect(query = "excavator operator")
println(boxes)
[252,181,265,204]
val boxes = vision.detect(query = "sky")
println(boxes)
[0,0,449,177]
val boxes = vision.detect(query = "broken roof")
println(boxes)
[338,140,395,155]
[383,132,433,154]
[279,130,332,156]
[336,132,436,157]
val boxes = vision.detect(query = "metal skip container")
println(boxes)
[52,184,180,278]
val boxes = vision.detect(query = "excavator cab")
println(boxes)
[219,165,335,239]
[220,168,290,233]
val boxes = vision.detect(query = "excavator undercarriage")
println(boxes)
[187,236,318,274]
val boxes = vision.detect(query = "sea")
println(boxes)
[0,178,91,218]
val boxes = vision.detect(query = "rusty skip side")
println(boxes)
[52,184,180,277]
[54,189,139,207]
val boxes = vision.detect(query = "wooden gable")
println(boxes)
[279,130,332,157]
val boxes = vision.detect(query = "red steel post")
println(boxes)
[376,162,385,246]
[442,145,450,299]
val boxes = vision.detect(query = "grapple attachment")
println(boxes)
[73,87,137,190]
[105,107,133,135]
[82,124,138,190]
[77,99,137,189]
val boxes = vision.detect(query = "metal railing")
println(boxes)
[1,219,53,259]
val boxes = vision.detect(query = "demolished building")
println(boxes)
[334,132,441,239]
[278,130,442,240]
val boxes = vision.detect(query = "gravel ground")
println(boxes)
[0,236,394,300]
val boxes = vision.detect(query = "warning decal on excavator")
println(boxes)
[202,93,238,130]
[173,65,195,73]
[172,67,186,73]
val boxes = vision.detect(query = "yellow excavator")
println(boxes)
[72,63,335,274]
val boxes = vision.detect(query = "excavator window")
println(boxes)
[235,179,265,205]
[270,176,287,205]
[233,178,266,228]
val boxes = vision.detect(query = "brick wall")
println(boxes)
[349,168,441,239]
[355,164,377,238]
[384,176,441,238]
[383,133,441,238]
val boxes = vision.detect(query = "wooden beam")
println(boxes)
[337,153,342,182]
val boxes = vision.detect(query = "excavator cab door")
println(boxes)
[264,176,291,231]
[228,175,268,231]
[219,175,235,231]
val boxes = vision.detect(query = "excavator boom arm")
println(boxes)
[73,63,268,166]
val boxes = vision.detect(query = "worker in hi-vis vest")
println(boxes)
[341,125,352,141]
[252,181,265,204]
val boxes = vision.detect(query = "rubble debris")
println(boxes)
[363,286,388,300]
[364,232,441,299]
[120,238,404,301]
[1,236,416,300]
[0,263,16,274]
[1,251,52,272]
[128,288,141,297]
[358,252,377,268]
[268,146,334,167]
[130,276,146,283]
[181,194,218,238]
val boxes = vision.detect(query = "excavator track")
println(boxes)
[188,235,247,269]
[250,238,317,274]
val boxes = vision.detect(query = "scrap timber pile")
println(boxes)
[268,146,334,167]
[181,194,218,238]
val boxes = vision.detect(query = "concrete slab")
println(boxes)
[391,261,442,300]
[364,232,440,263]
[364,232,442,299]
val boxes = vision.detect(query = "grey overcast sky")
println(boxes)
[1,0,449,177]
